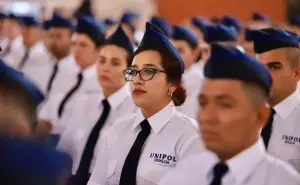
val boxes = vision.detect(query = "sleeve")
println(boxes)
[88,132,110,185]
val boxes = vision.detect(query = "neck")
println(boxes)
[25,40,39,49]
[217,137,258,162]
[103,86,122,98]
[141,99,171,119]
[270,88,296,107]
[55,52,70,61]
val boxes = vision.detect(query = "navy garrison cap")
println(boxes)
[76,16,106,47]
[20,16,40,27]
[0,136,72,185]
[172,25,198,49]
[252,12,270,23]
[0,59,45,105]
[0,12,5,19]
[245,28,254,42]
[51,13,74,29]
[204,24,238,43]
[6,13,18,20]
[150,16,171,37]
[191,16,210,34]
[222,15,243,33]
[205,44,272,95]
[251,28,299,54]
[135,22,185,73]
[105,25,134,57]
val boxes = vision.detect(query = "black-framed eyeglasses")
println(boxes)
[123,68,166,81]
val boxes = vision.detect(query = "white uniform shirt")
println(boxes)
[177,65,203,119]
[38,64,101,134]
[88,101,204,185]
[57,85,137,174]
[19,41,53,94]
[2,35,25,68]
[267,90,300,172]
[159,139,300,185]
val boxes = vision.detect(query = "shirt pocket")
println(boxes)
[107,160,119,184]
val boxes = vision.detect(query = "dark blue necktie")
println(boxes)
[119,119,151,185]
[46,64,58,94]
[261,108,276,148]
[74,99,111,185]
[210,162,229,185]
[57,72,83,118]
[18,49,30,70]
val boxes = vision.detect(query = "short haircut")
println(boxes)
[286,48,300,68]
[0,75,37,132]
[241,81,269,108]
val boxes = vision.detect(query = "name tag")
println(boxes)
[149,153,177,166]
[282,135,300,146]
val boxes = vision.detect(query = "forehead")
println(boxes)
[201,78,246,98]
[132,50,162,68]
[257,48,287,63]
[72,33,93,44]
[49,27,71,34]
[171,39,190,48]
[100,44,127,57]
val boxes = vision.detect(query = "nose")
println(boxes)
[133,72,144,85]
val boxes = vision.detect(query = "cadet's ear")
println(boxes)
[256,103,271,129]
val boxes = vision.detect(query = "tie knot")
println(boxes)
[77,72,83,80]
[271,108,276,116]
[140,120,151,132]
[102,99,110,108]
[213,162,229,178]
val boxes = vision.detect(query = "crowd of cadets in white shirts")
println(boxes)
[1,9,300,185]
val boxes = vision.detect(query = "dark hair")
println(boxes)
[160,52,186,106]
[0,75,37,132]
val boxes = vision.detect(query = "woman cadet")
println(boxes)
[57,25,137,185]
[87,22,204,185]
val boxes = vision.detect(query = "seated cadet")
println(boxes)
[38,16,105,140]
[1,13,25,67]
[0,12,8,53]
[57,25,137,185]
[104,18,118,39]
[87,22,204,185]
[18,15,53,94]
[159,44,300,185]
[242,28,255,56]
[120,12,139,46]
[251,28,300,172]
[0,59,72,185]
[35,13,78,140]
[289,17,300,35]
[171,25,202,119]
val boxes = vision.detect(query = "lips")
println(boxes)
[133,88,146,95]
[99,75,109,81]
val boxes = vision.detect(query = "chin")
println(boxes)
[132,97,147,108]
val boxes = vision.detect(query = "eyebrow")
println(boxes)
[266,61,282,65]
[199,94,235,101]
[130,64,159,68]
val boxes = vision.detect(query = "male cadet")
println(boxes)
[171,25,202,119]
[17,15,53,94]
[35,13,78,139]
[159,44,300,185]
[0,59,72,185]
[1,13,24,67]
[38,16,104,141]
[42,19,53,52]
[120,11,140,45]
[221,15,244,45]
[251,28,300,172]
[0,12,8,52]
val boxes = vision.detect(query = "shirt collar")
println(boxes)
[131,101,175,134]
[105,85,130,110]
[225,139,266,184]
[274,90,300,119]
[81,64,96,79]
